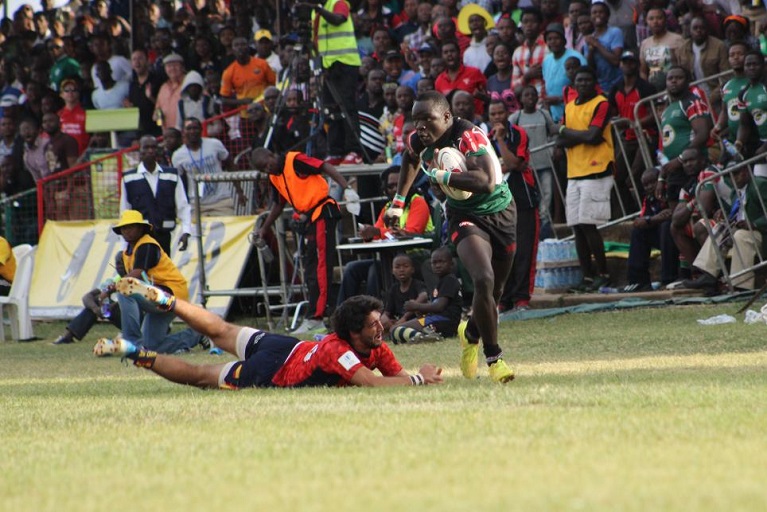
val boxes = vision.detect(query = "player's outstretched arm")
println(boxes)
[349,364,443,387]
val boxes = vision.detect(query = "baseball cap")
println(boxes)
[163,53,184,65]
[254,29,272,41]
[383,50,404,61]
[60,78,79,90]
[620,50,639,61]
[418,42,437,54]
[544,22,565,39]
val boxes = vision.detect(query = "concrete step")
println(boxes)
[531,287,704,309]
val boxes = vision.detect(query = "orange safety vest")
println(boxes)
[269,152,336,222]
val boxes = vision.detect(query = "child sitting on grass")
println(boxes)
[381,253,428,338]
[390,247,463,344]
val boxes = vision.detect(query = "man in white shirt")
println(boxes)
[172,117,236,216]
[458,4,494,73]
[89,32,132,90]
[120,135,191,255]
[254,29,282,75]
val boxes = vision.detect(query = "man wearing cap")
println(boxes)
[254,29,282,75]
[107,209,201,354]
[458,4,494,73]
[608,50,658,214]
[541,22,587,123]
[155,53,186,130]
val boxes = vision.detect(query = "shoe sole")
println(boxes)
[117,277,164,303]
[93,338,120,357]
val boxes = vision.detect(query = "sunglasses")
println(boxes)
[62,88,77,93]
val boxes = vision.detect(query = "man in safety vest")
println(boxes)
[307,0,364,165]
[251,147,360,333]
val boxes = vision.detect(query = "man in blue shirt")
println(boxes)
[541,22,587,122]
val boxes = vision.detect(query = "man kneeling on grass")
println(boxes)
[94,278,443,388]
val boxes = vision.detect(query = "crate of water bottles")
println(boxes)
[534,239,582,292]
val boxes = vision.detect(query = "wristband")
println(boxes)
[686,200,696,212]
[559,125,566,134]
[392,194,406,209]
[409,373,425,386]
[434,169,451,186]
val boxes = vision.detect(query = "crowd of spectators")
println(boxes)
[2,0,767,304]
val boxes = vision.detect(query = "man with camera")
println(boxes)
[299,0,363,165]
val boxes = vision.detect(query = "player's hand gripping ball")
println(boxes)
[434,147,473,200]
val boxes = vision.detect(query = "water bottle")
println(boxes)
[254,237,274,264]
[599,286,619,294]
[100,298,111,319]
[722,138,743,162]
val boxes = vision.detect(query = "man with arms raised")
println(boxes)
[386,91,516,383]
[95,287,443,389]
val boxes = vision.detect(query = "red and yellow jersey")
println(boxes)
[271,333,402,387]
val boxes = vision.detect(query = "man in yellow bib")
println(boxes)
[555,66,615,293]
[98,210,202,354]
[0,236,16,296]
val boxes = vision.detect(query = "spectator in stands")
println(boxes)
[669,147,727,284]
[584,1,624,93]
[358,0,393,29]
[172,117,237,217]
[382,50,406,86]
[155,53,186,131]
[42,111,82,219]
[175,71,215,130]
[458,4,494,73]
[379,253,428,337]
[159,128,182,168]
[735,50,767,178]
[682,165,767,292]
[657,66,713,209]
[150,28,174,80]
[606,0,637,49]
[435,40,487,116]
[357,68,387,163]
[390,246,463,343]
[253,29,281,75]
[556,66,615,292]
[434,15,470,54]
[639,7,685,91]
[451,90,484,129]
[623,167,673,292]
[565,0,589,51]
[404,1,434,52]
[0,154,37,245]
[542,22,587,123]
[126,48,163,138]
[189,35,221,76]
[489,98,539,311]
[0,116,23,163]
[121,135,191,256]
[250,146,360,334]
[609,50,658,215]
[392,85,416,154]
[47,36,79,92]
[89,33,132,90]
[487,42,520,114]
[337,166,433,305]
[392,0,419,44]
[511,7,548,97]
[0,62,24,119]
[102,210,202,354]
[722,15,759,52]
[677,16,730,116]
[509,87,558,240]
[57,78,88,157]
[712,41,748,145]
[92,61,130,110]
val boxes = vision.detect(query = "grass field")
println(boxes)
[1,303,766,512]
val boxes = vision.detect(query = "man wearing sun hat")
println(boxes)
[105,209,202,354]
[458,3,495,72]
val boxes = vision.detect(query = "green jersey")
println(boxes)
[721,75,749,140]
[661,92,711,160]
[738,81,767,141]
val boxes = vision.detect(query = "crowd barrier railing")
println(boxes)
[695,155,767,292]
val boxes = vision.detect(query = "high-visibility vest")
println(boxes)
[123,234,189,301]
[564,94,614,179]
[269,152,336,222]
[315,0,361,68]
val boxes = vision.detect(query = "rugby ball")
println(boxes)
[434,147,473,201]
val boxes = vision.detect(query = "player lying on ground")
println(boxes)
[94,278,443,388]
